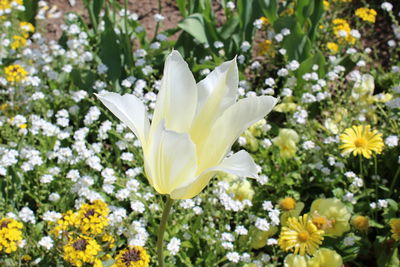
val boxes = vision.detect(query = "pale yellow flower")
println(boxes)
[308,248,343,267]
[97,51,277,199]
[310,198,351,237]
[273,129,299,158]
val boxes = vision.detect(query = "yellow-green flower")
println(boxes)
[340,125,384,159]
[273,129,299,158]
[310,198,351,237]
[97,51,277,199]
[390,218,400,241]
[308,248,343,267]
[114,246,150,267]
[278,214,324,256]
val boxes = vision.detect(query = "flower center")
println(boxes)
[72,239,88,251]
[354,138,367,148]
[280,197,296,211]
[298,231,310,242]
[84,209,96,218]
[312,217,328,229]
[0,220,10,229]
[122,248,141,265]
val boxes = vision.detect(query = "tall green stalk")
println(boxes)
[157,195,174,267]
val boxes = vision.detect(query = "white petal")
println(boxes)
[144,121,197,195]
[190,58,238,146]
[197,96,277,171]
[96,91,150,145]
[151,51,197,133]
[170,150,257,199]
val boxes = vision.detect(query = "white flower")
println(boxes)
[377,199,388,209]
[385,135,398,147]
[167,237,181,256]
[38,236,54,250]
[96,51,276,199]
[226,252,240,263]
[343,236,355,246]
[255,217,270,231]
[381,2,393,12]
[154,13,165,22]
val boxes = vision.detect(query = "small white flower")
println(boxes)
[167,237,181,256]
[385,135,398,147]
[381,2,393,12]
[38,236,54,250]
[226,252,240,263]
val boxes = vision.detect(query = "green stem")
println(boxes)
[157,195,174,267]
[390,167,400,194]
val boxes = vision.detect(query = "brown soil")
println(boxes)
[41,0,182,40]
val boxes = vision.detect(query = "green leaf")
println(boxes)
[22,0,38,25]
[71,69,96,92]
[219,16,240,40]
[178,14,208,44]
[100,15,122,82]
[177,0,187,17]
[102,259,115,267]
[260,0,278,23]
[388,248,400,267]
[308,0,324,40]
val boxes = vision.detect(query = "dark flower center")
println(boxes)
[122,248,141,265]
[72,239,88,251]
[84,209,96,218]
[0,220,10,229]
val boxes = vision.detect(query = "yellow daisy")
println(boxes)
[278,214,324,256]
[339,125,384,159]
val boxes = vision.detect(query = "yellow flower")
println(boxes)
[278,214,324,256]
[51,210,78,237]
[0,0,11,11]
[259,40,274,56]
[352,215,369,232]
[273,129,299,158]
[355,8,377,23]
[332,18,356,44]
[280,197,297,211]
[248,119,267,137]
[326,42,338,53]
[76,200,109,235]
[260,16,270,26]
[310,198,351,237]
[390,218,400,241]
[340,125,384,159]
[4,64,28,83]
[63,236,101,266]
[19,21,35,37]
[284,254,308,267]
[0,218,23,254]
[323,1,330,11]
[308,248,343,267]
[11,35,26,50]
[114,246,150,267]
[96,51,277,199]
